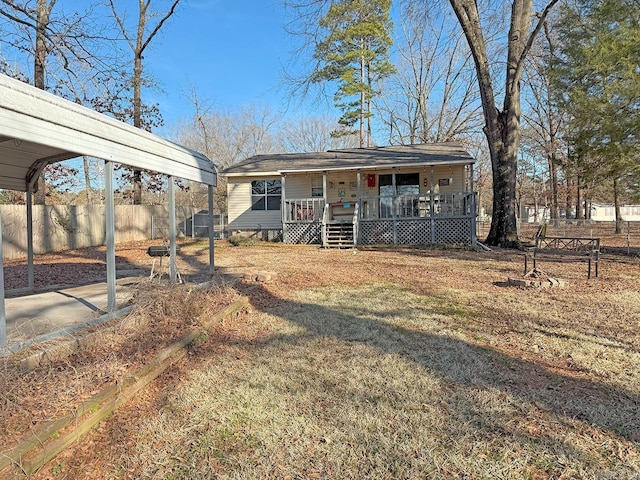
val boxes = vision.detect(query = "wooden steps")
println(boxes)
[323,222,355,248]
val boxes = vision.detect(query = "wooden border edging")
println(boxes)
[0,296,250,477]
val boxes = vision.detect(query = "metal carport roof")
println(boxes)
[0,73,217,350]
[0,73,215,190]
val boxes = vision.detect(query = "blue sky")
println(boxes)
[144,0,317,133]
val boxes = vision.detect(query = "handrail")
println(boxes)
[352,202,359,246]
[321,203,330,247]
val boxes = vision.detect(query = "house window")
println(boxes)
[251,179,281,211]
[311,177,323,197]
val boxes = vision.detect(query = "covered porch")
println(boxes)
[282,167,476,247]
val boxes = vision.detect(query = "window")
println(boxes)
[311,177,323,197]
[251,179,281,211]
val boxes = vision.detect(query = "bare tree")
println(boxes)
[0,0,128,204]
[174,97,281,213]
[522,18,565,223]
[0,1,92,202]
[108,0,180,204]
[447,0,560,247]
[278,115,360,153]
[377,2,483,146]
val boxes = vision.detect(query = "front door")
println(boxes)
[379,173,419,218]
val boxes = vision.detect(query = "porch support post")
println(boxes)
[323,172,327,203]
[168,176,178,283]
[430,167,435,243]
[470,164,477,246]
[281,174,286,242]
[26,183,34,290]
[105,160,116,312]
[208,185,215,275]
[392,172,397,245]
[356,171,361,203]
[0,211,6,348]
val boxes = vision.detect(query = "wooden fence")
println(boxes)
[0,205,197,260]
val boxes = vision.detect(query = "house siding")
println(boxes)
[285,175,317,199]
[227,176,283,231]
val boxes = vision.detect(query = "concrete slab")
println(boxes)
[5,279,138,346]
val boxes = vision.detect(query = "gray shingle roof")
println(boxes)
[222,142,474,176]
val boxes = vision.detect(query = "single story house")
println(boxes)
[590,203,640,222]
[222,143,477,247]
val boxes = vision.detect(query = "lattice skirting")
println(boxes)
[432,218,473,244]
[359,218,473,245]
[284,222,322,244]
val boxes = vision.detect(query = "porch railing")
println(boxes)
[358,192,475,220]
[283,198,325,223]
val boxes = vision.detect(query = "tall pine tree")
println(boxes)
[312,0,395,147]
[553,0,640,230]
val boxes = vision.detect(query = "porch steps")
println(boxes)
[324,222,355,248]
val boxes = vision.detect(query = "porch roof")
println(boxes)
[223,142,474,177]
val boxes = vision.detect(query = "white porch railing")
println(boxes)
[283,198,325,222]
[284,192,477,246]
[359,193,475,220]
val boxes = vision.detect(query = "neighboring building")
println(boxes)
[590,204,640,222]
[519,203,640,223]
[222,143,477,247]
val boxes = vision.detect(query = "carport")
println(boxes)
[0,73,217,348]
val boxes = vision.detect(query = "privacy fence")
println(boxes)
[1,205,226,261]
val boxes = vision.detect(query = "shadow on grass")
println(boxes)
[233,279,640,446]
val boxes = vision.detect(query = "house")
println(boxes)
[590,203,640,222]
[222,143,477,247]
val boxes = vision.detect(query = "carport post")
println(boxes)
[0,212,6,348]
[105,161,116,311]
[208,185,215,275]
[26,183,34,290]
[168,176,178,283]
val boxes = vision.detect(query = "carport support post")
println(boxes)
[0,212,6,348]
[168,176,178,283]
[105,161,117,312]
[208,185,215,275]
[27,183,34,290]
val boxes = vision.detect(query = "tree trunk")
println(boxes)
[33,0,52,205]
[449,0,559,247]
[450,0,534,247]
[359,44,366,148]
[614,177,622,234]
[132,42,144,204]
[576,174,583,220]
[549,153,559,223]
[83,156,93,204]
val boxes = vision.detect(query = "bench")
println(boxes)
[524,236,600,279]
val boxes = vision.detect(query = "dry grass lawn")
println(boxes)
[2,239,640,479]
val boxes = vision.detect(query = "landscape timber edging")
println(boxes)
[0,296,250,477]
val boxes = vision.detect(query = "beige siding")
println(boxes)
[430,165,466,193]
[284,174,317,199]
[227,176,283,231]
[282,166,468,201]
